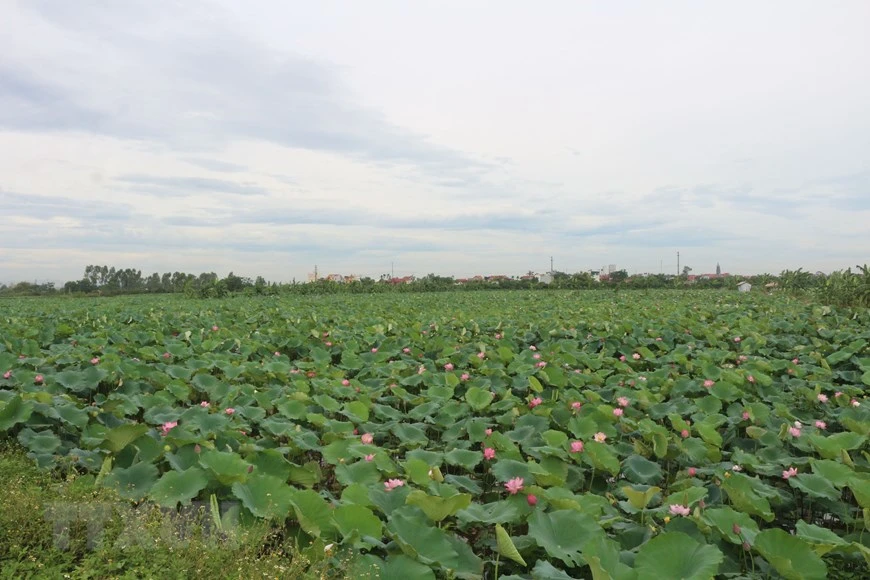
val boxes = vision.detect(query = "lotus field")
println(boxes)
[1,290,869,579]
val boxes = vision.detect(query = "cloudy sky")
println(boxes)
[2,0,869,283]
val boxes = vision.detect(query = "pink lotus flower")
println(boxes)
[483,447,496,460]
[571,401,582,411]
[460,373,470,381]
[529,346,537,351]
[792,358,799,364]
[325,341,333,347]
[477,352,485,359]
[533,353,541,360]
[494,333,502,339]
[613,408,623,417]
[536,361,547,368]
[669,504,690,516]
[638,376,647,382]
[817,393,828,403]
[747,375,755,383]
[782,467,798,479]
[570,440,584,453]
[211,325,219,331]
[485,428,493,436]
[593,432,607,443]
[274,351,281,356]
[34,374,44,384]
[2,371,10,379]
[361,433,374,445]
[733,337,741,343]
[384,479,405,491]
[365,454,375,462]
[815,420,827,429]
[742,411,751,420]
[161,421,178,436]
[619,355,626,362]
[371,347,378,353]
[788,426,801,437]
[632,353,641,360]
[739,355,748,362]
[681,429,689,438]
[835,391,843,398]
[194,444,201,454]
[90,357,100,364]
[200,401,210,408]
[225,408,235,415]
[527,494,538,506]
[444,363,454,371]
[851,399,861,407]
[403,347,411,353]
[504,477,524,495]
[418,365,426,375]
[688,467,697,477]
[703,380,715,388]
[732,465,743,472]
[617,397,629,407]
[341,379,350,386]
[656,337,663,341]
[529,397,543,409]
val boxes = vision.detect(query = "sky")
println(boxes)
[1,0,869,284]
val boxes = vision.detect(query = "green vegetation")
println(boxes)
[1,290,868,578]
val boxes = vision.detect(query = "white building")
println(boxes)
[737,281,752,292]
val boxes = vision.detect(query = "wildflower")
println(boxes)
[815,420,826,429]
[483,447,496,460]
[361,433,374,445]
[817,393,828,403]
[632,353,641,360]
[571,401,582,412]
[570,440,584,453]
[688,467,697,477]
[504,477,524,495]
[782,467,798,480]
[527,494,538,506]
[91,357,100,364]
[669,504,690,516]
[613,408,624,417]
[681,429,689,438]
[161,421,178,436]
[225,407,235,415]
[34,374,44,384]
[529,397,543,409]
[617,397,629,407]
[703,380,715,388]
[365,454,375,462]
[444,363,454,371]
[593,432,607,443]
[384,479,405,491]
[747,375,755,383]
[341,379,350,386]
[485,428,493,436]
[788,426,801,438]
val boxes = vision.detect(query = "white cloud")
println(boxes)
[1,0,869,284]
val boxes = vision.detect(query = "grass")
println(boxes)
[0,442,352,579]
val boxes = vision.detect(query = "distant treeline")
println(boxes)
[2,265,868,307]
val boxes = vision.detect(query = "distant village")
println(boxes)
[307,263,745,286]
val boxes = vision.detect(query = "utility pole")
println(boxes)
[676,252,680,276]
